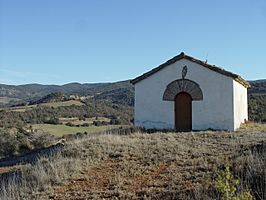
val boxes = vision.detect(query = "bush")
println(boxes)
[44,117,60,125]
[81,123,90,127]
[0,128,56,159]
[65,122,74,127]
[78,117,85,121]
[93,121,108,126]
[216,165,253,200]
[110,119,122,125]
[0,131,19,157]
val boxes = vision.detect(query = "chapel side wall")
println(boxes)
[233,80,248,130]
[134,59,235,131]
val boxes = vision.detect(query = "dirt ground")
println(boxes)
[49,124,266,199]
[1,123,265,200]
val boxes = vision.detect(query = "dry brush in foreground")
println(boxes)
[0,124,265,199]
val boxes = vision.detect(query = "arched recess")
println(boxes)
[163,79,203,101]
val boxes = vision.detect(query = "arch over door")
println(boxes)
[175,92,192,131]
[163,79,203,101]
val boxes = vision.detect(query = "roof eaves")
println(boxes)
[130,52,185,84]
[184,55,250,88]
[131,52,250,88]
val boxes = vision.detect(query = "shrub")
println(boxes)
[44,117,60,125]
[93,121,105,126]
[216,165,253,200]
[0,132,19,157]
[81,123,90,127]
[110,119,122,125]
[65,122,74,127]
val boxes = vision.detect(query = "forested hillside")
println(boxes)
[248,79,266,94]
[0,81,132,106]
[248,79,266,122]
[0,79,265,122]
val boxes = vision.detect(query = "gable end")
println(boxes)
[131,52,250,88]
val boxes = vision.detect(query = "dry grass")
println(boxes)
[0,154,83,200]
[41,100,84,107]
[0,123,265,199]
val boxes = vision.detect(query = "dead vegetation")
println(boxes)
[0,123,265,199]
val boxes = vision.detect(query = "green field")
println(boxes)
[31,124,122,136]
[9,100,84,112]
[59,117,110,125]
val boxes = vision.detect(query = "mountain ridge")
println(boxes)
[0,79,265,107]
[0,80,132,104]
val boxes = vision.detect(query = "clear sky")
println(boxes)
[0,0,265,85]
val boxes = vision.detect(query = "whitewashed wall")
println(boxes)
[134,58,236,131]
[233,80,248,130]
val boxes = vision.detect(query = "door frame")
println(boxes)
[174,92,192,131]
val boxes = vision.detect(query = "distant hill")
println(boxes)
[0,82,108,100]
[0,79,265,122]
[0,80,133,106]
[248,79,266,94]
[248,79,266,122]
[0,79,265,99]
[31,93,70,104]
[93,87,134,106]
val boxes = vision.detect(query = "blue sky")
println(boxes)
[0,0,265,85]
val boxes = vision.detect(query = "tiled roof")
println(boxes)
[130,52,250,88]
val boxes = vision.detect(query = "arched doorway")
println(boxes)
[163,79,203,131]
[175,92,192,131]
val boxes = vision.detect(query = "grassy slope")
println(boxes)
[1,123,265,199]
[59,117,110,125]
[52,125,266,199]
[32,124,123,136]
[9,100,83,112]
[41,100,84,107]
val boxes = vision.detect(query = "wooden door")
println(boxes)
[175,92,192,131]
